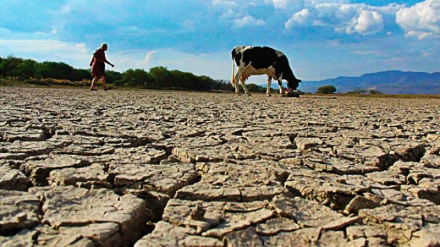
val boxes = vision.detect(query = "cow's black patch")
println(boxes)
[242,47,280,69]
[232,50,242,67]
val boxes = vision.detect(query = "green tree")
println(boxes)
[0,56,23,78]
[149,66,174,88]
[317,85,336,94]
[36,61,74,80]
[72,68,92,81]
[170,70,196,89]
[212,79,234,91]
[196,75,215,91]
[1,55,234,92]
[18,59,37,79]
[105,70,122,85]
[121,69,154,88]
[246,83,266,93]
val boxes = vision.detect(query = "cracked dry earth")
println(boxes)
[0,87,439,247]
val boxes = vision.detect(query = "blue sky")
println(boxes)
[1,0,439,85]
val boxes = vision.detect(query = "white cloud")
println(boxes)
[215,1,266,28]
[0,39,87,56]
[141,49,230,79]
[370,3,404,15]
[143,51,156,66]
[59,5,72,14]
[233,15,265,28]
[285,9,310,29]
[212,0,237,7]
[396,0,440,39]
[212,1,399,37]
[270,0,289,9]
[212,0,263,8]
[284,2,394,36]
[110,51,150,72]
[346,10,384,35]
[314,2,358,20]
[0,39,90,68]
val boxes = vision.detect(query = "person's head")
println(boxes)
[100,43,108,51]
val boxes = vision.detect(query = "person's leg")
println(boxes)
[101,76,107,90]
[90,77,98,91]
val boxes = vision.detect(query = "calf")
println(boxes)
[231,46,301,95]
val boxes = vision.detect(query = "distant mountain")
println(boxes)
[296,70,440,94]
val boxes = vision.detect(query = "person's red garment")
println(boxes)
[91,49,107,78]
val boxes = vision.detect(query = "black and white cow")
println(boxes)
[232,46,301,95]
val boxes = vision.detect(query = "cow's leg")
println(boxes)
[240,78,251,96]
[266,76,272,96]
[278,80,285,95]
[233,70,244,94]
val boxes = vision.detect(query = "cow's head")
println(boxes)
[287,78,301,91]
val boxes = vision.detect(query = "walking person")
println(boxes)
[90,43,114,91]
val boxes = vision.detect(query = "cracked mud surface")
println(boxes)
[1,87,439,247]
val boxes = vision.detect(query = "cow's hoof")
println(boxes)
[266,94,271,97]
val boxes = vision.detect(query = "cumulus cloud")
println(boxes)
[285,9,310,29]
[346,10,384,35]
[212,0,236,7]
[217,3,266,28]
[284,2,390,35]
[270,0,289,9]
[233,15,265,27]
[396,0,440,39]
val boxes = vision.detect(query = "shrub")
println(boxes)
[317,85,336,94]
[246,83,266,93]
[347,88,368,94]
[369,88,383,94]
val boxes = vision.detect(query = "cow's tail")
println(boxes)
[231,57,235,86]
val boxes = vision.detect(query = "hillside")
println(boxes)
[297,71,440,94]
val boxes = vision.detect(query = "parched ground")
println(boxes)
[1,87,439,247]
